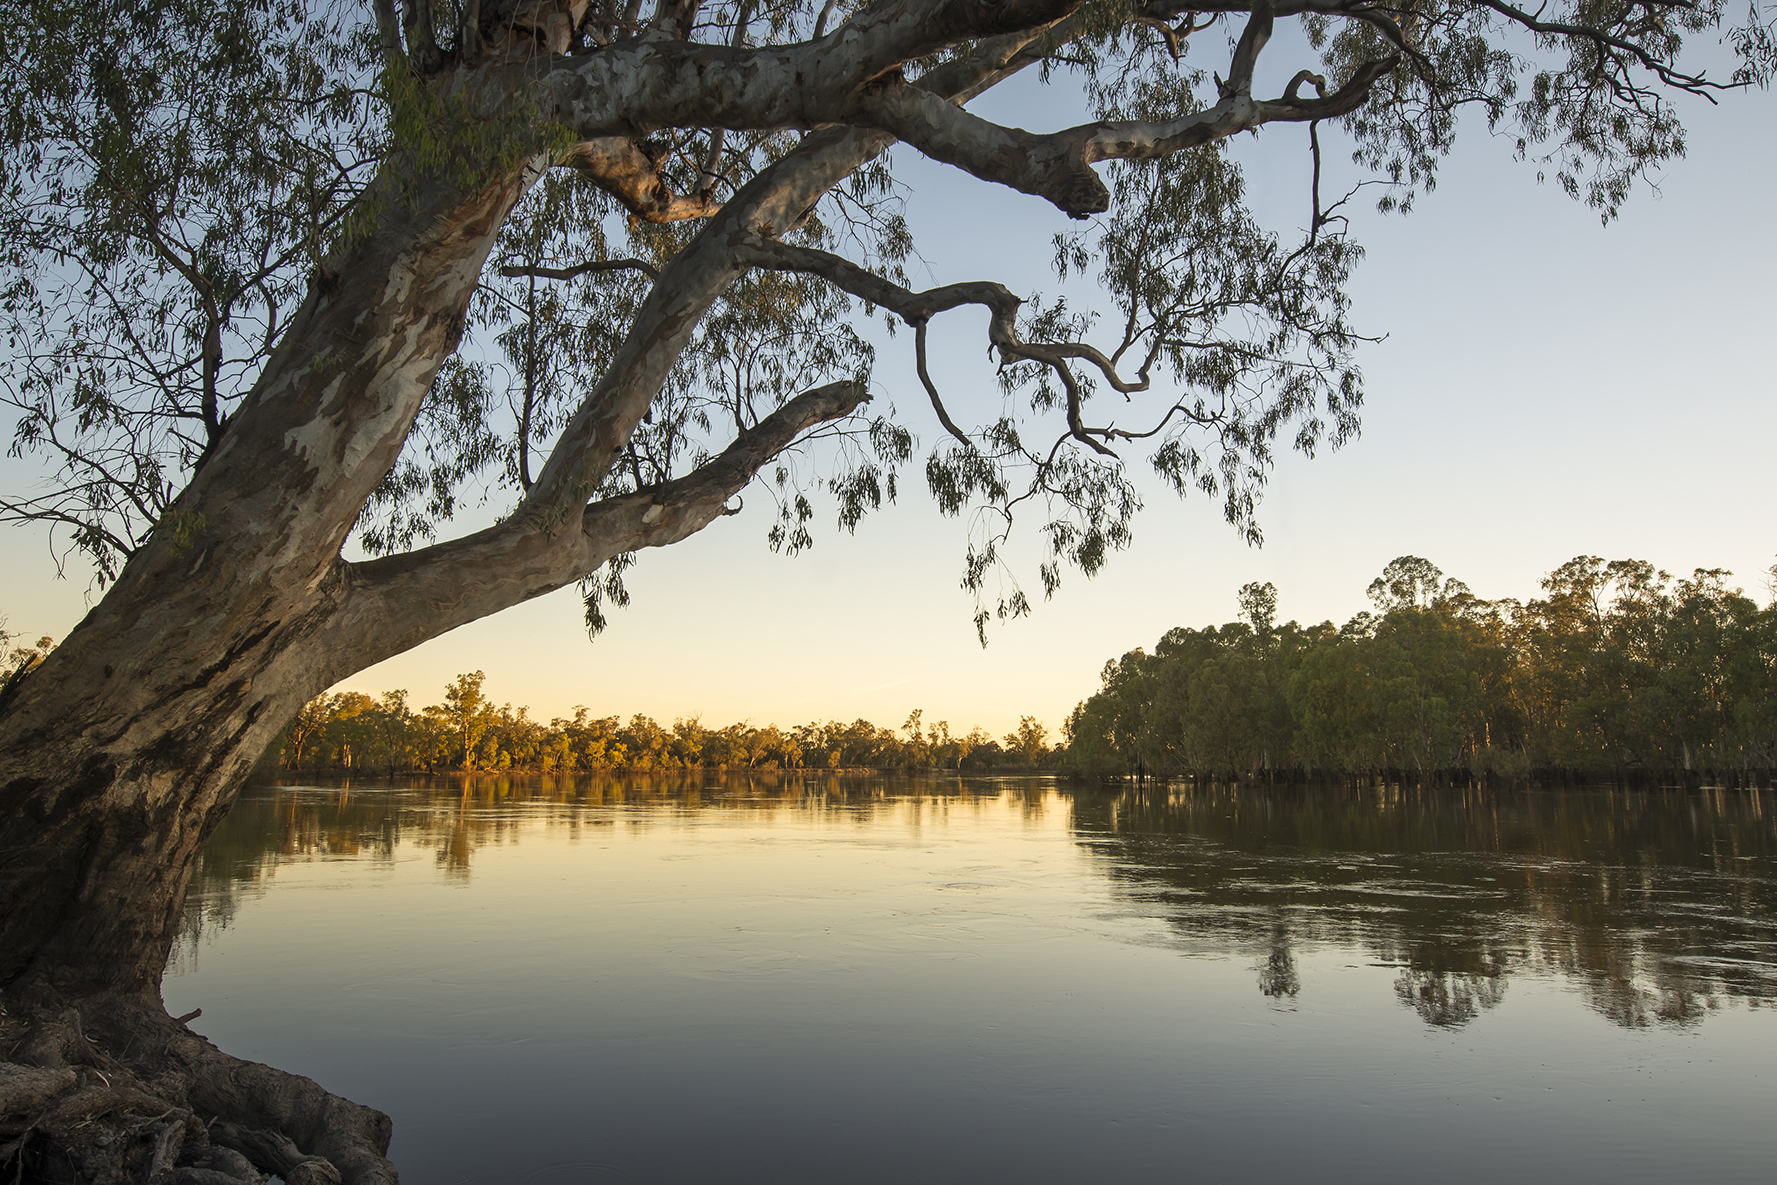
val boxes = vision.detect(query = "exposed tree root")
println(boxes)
[0,985,394,1184]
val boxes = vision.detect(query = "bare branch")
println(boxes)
[730,235,1021,340]
[1285,69,1326,101]
[915,322,974,448]
[1132,12,1219,60]
[731,235,1140,456]
[534,0,1085,140]
[851,54,1396,217]
[1228,0,1275,95]
[607,379,869,545]
[499,258,662,281]
[813,0,842,38]
[326,381,869,678]
[1050,355,1118,457]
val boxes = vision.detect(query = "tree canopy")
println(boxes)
[5,0,1769,633]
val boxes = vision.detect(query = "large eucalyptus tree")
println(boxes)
[0,0,1767,1179]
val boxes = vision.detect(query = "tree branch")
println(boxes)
[517,13,1086,545]
[1468,0,1735,95]
[914,322,974,447]
[1228,0,1275,95]
[319,381,868,682]
[813,0,841,38]
[373,0,405,64]
[563,138,723,224]
[729,235,1140,455]
[533,0,1085,141]
[400,0,443,73]
[850,52,1396,217]
[499,258,662,281]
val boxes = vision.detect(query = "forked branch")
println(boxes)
[327,381,869,680]
[730,236,1150,457]
[851,50,1396,216]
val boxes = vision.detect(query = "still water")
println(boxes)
[166,775,1777,1184]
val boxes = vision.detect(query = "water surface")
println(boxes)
[167,775,1777,1183]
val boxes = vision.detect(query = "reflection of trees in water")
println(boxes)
[174,775,1777,1031]
[1393,963,1508,1027]
[173,771,1046,965]
[1257,924,1300,1001]
[1070,783,1777,1030]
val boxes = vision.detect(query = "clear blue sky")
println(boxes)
[4,42,1772,738]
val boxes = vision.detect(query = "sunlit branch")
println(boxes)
[563,138,724,224]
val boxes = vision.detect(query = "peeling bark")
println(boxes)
[565,137,724,223]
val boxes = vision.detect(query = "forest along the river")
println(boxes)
[165,772,1777,1182]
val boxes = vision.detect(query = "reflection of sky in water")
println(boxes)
[168,776,1777,1185]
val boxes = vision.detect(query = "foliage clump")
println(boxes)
[1064,553,1777,784]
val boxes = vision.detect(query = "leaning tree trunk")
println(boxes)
[0,130,561,1180]
[0,117,879,1185]
[0,156,536,997]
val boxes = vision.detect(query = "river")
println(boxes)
[166,775,1777,1183]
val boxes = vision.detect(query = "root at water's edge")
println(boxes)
[0,984,395,1184]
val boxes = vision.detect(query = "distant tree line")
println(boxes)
[1063,556,1777,787]
[272,673,1055,774]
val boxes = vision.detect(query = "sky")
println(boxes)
[3,26,1773,738]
